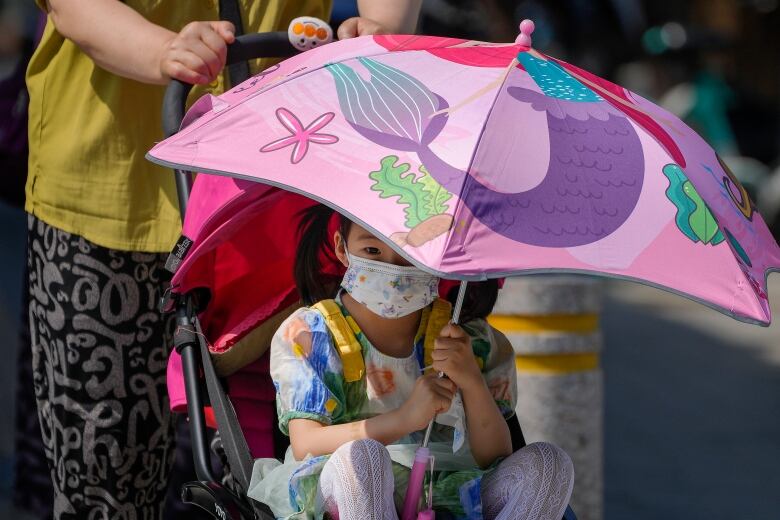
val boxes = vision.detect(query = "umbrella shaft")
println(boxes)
[422,418,435,447]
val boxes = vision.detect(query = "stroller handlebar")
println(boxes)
[162,31,298,138]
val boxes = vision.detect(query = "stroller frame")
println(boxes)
[162,32,577,520]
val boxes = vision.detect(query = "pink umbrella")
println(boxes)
[149,22,780,326]
[150,21,779,519]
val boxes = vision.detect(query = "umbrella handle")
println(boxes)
[401,447,431,520]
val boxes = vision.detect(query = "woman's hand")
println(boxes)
[336,17,389,39]
[347,0,423,37]
[431,324,484,393]
[400,372,457,432]
[158,21,235,84]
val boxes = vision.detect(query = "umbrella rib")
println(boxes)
[438,60,519,265]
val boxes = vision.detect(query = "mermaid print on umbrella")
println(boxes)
[326,51,645,248]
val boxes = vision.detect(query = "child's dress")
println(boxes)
[247,293,517,519]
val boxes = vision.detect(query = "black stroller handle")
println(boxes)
[162,31,300,219]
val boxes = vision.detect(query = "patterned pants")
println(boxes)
[26,215,177,519]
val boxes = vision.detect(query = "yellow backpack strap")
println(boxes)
[312,300,365,383]
[423,298,453,372]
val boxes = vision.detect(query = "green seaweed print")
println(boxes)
[369,155,455,247]
[663,164,725,246]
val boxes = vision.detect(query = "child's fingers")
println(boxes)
[434,336,459,351]
[432,385,454,401]
[431,349,449,361]
[209,21,236,43]
[420,371,442,381]
[434,377,457,394]
[435,400,452,414]
[435,336,470,357]
[432,389,453,409]
[440,323,467,339]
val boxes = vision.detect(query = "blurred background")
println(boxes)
[1,0,778,518]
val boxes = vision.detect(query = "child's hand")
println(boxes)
[400,372,457,432]
[336,17,389,39]
[158,21,236,85]
[432,324,483,393]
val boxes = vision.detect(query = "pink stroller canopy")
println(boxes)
[165,174,349,457]
[171,175,315,351]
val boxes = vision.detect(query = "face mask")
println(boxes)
[341,251,439,318]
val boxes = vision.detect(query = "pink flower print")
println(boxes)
[260,108,338,164]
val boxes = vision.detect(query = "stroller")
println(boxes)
[159,29,578,520]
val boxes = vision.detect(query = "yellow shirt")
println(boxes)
[26,0,331,252]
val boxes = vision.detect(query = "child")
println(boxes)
[250,205,574,519]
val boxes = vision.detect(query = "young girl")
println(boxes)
[249,206,574,520]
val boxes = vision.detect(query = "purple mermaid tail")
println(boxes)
[420,87,645,247]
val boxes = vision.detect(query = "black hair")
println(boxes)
[295,204,499,319]
[294,204,350,305]
[446,280,500,323]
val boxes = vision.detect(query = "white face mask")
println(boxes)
[340,250,440,318]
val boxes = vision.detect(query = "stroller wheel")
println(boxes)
[181,480,259,519]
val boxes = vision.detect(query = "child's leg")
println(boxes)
[480,442,574,520]
[317,438,398,520]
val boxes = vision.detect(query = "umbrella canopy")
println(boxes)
[149,27,780,325]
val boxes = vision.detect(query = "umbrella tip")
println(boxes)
[516,19,535,47]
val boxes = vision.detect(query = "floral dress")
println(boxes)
[247,293,517,519]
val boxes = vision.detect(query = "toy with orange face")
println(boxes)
[288,17,333,51]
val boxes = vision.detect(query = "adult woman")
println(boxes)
[25,1,422,517]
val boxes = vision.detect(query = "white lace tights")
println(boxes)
[480,442,575,520]
[317,439,397,520]
[316,440,574,520]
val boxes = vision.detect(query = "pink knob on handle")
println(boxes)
[515,19,535,47]
[401,447,431,520]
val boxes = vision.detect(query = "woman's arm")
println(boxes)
[43,0,234,84]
